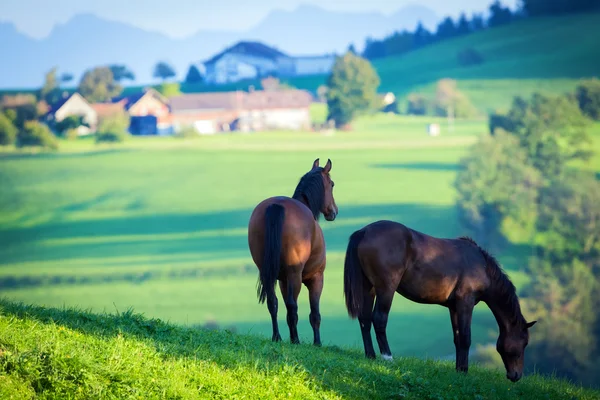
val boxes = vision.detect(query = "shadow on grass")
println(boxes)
[1,299,584,400]
[0,148,135,161]
[0,203,460,266]
[370,162,463,172]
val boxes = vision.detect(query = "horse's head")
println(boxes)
[497,320,537,382]
[312,158,338,221]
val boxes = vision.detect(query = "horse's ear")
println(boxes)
[324,159,332,173]
[312,158,320,169]
[526,320,537,329]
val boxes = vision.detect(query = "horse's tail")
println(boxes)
[344,228,368,319]
[257,203,285,304]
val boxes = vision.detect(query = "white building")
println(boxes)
[203,41,336,85]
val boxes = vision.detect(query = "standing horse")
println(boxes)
[248,158,338,346]
[343,220,537,382]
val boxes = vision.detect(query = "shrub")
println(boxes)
[64,128,80,141]
[575,78,600,120]
[96,111,130,144]
[0,112,18,146]
[406,93,430,115]
[457,48,485,67]
[16,121,59,150]
[175,126,199,138]
[156,82,182,98]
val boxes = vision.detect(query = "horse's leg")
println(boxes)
[283,269,302,344]
[268,278,282,342]
[304,272,324,346]
[452,298,474,373]
[372,289,395,361]
[358,288,376,359]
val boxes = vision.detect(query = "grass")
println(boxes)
[0,115,524,361]
[1,298,599,400]
[0,113,599,393]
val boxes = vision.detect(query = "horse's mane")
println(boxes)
[458,236,526,328]
[292,168,325,220]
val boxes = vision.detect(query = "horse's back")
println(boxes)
[248,196,321,272]
[356,220,490,305]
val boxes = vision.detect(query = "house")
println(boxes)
[203,42,288,85]
[169,92,243,134]
[202,41,336,85]
[169,88,313,134]
[110,88,171,135]
[45,92,98,135]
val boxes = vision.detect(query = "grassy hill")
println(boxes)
[1,114,599,372]
[1,298,598,400]
[170,12,600,114]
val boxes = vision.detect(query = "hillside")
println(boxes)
[175,12,600,114]
[1,298,598,400]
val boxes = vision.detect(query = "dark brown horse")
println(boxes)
[343,220,537,382]
[248,158,338,346]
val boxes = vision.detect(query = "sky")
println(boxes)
[0,0,519,39]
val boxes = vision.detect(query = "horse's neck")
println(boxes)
[293,192,318,220]
[485,290,525,335]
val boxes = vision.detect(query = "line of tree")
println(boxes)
[361,0,599,61]
[454,78,600,387]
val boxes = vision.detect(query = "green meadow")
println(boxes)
[3,110,599,364]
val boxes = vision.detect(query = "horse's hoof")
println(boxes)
[272,334,282,342]
[381,354,394,362]
[313,342,322,347]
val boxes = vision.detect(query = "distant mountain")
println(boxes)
[0,4,438,89]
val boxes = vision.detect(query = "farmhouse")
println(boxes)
[202,41,336,84]
[169,88,313,134]
[45,92,98,135]
[110,89,171,135]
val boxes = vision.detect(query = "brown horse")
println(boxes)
[248,158,338,346]
[343,220,537,382]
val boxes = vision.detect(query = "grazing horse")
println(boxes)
[248,158,338,346]
[343,220,537,382]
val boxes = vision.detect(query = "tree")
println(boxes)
[16,121,59,150]
[78,66,122,103]
[436,17,457,40]
[412,22,433,48]
[501,93,593,178]
[156,82,182,97]
[60,73,74,85]
[347,44,357,54]
[454,129,542,249]
[575,78,600,120]
[109,65,135,82]
[405,93,430,116]
[456,13,471,35]
[325,51,380,128]
[519,0,600,16]
[96,110,130,144]
[455,90,600,386]
[434,79,477,121]
[470,13,486,31]
[153,62,176,81]
[39,67,61,106]
[362,37,387,60]
[488,1,513,27]
[0,112,18,146]
[184,65,203,84]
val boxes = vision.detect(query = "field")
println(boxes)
[2,299,599,399]
[2,110,600,366]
